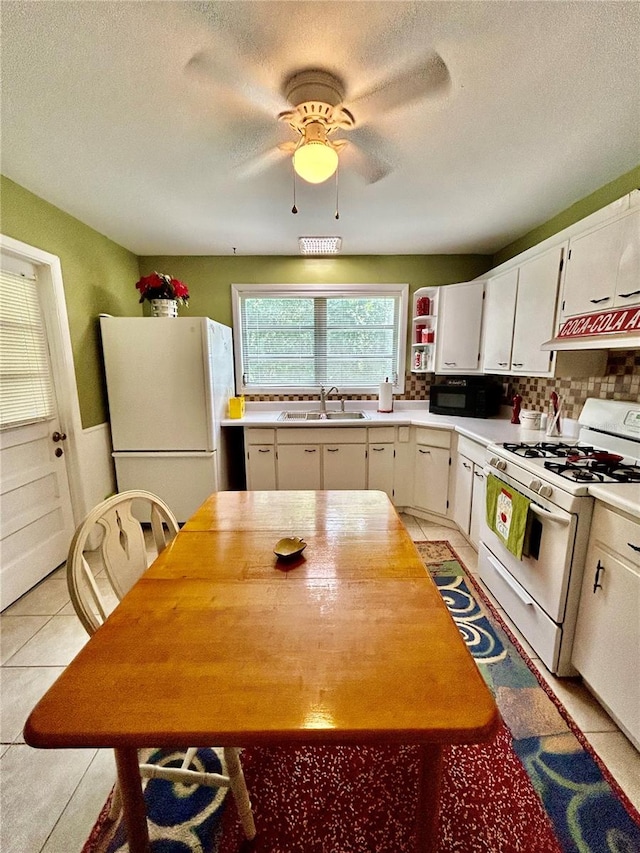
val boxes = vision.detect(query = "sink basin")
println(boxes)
[278,411,368,421]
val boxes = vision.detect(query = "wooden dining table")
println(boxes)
[25,490,499,852]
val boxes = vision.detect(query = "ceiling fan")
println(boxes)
[187,51,452,185]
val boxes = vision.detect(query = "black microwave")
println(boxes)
[429,376,502,418]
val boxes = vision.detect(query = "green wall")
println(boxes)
[2,164,638,427]
[137,255,492,328]
[493,165,640,265]
[1,176,141,427]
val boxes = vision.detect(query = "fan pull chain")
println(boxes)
[291,162,298,214]
[334,164,340,220]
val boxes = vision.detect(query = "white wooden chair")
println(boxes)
[66,490,256,839]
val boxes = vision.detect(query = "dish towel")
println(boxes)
[485,474,531,560]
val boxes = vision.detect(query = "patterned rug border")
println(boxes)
[418,538,640,823]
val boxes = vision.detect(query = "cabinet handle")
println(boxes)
[257,448,271,453]
[304,448,317,453]
[473,471,484,479]
[618,290,640,299]
[498,362,508,366]
[589,296,610,304]
[444,362,456,366]
[628,542,640,553]
[462,462,472,470]
[327,448,339,453]
[418,449,431,455]
[593,559,605,593]
[372,447,385,452]
[512,362,523,367]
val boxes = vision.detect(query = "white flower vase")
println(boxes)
[149,298,178,318]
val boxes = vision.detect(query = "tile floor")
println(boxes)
[1,515,639,852]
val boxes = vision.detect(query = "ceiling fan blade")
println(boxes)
[185,49,289,117]
[346,52,451,127]
[236,145,289,180]
[341,128,396,184]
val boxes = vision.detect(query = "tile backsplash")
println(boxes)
[244,350,639,420]
[503,350,639,420]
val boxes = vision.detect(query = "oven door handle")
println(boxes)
[486,550,535,607]
[528,504,571,526]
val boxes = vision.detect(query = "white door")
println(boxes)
[436,282,485,373]
[0,253,75,609]
[483,269,518,372]
[323,444,367,490]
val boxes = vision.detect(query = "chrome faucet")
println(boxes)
[319,385,339,413]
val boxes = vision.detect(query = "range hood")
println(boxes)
[542,306,640,351]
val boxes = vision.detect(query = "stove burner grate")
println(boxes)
[503,442,594,459]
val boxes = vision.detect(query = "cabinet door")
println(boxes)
[368,443,395,499]
[245,445,277,490]
[572,544,640,744]
[469,467,486,549]
[483,270,518,372]
[413,445,450,515]
[451,453,473,534]
[323,444,367,490]
[613,208,640,308]
[511,245,562,375]
[277,445,321,490]
[436,282,485,373]
[562,213,631,317]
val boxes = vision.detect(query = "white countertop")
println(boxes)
[223,402,640,516]
[587,484,640,520]
[222,402,574,448]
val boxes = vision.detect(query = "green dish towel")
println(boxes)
[485,474,531,560]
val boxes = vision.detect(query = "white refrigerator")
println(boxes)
[100,317,236,521]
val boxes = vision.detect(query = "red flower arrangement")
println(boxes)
[135,272,190,306]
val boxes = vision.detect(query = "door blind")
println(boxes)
[0,267,55,428]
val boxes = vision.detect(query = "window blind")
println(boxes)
[234,284,407,393]
[0,267,55,428]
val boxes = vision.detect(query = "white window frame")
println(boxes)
[231,283,408,395]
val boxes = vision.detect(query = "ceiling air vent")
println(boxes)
[299,236,342,255]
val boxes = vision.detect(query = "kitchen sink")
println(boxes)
[278,411,368,421]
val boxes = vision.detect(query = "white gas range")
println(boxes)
[478,398,640,676]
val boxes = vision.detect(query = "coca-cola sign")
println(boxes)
[558,307,640,338]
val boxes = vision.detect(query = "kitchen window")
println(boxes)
[232,283,408,394]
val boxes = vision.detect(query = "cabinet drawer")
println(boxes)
[457,435,486,466]
[414,427,451,449]
[277,427,367,444]
[368,426,395,443]
[245,428,275,445]
[591,503,640,569]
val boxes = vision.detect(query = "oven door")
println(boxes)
[479,468,577,622]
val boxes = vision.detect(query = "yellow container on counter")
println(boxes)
[228,396,245,419]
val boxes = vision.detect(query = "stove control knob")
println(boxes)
[538,485,553,498]
[496,459,507,472]
[489,457,499,467]
[530,479,542,493]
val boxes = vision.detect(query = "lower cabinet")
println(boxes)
[367,443,395,498]
[450,435,487,548]
[412,428,451,516]
[278,444,322,489]
[244,429,277,490]
[323,444,367,489]
[572,503,640,749]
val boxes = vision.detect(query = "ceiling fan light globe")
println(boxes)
[293,141,339,184]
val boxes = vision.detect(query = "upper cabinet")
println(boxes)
[483,245,564,377]
[435,281,485,374]
[561,207,640,319]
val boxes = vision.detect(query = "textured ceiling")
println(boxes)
[2,1,639,256]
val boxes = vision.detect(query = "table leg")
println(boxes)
[415,744,444,853]
[114,747,150,853]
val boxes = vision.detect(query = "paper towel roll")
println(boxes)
[378,381,393,412]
